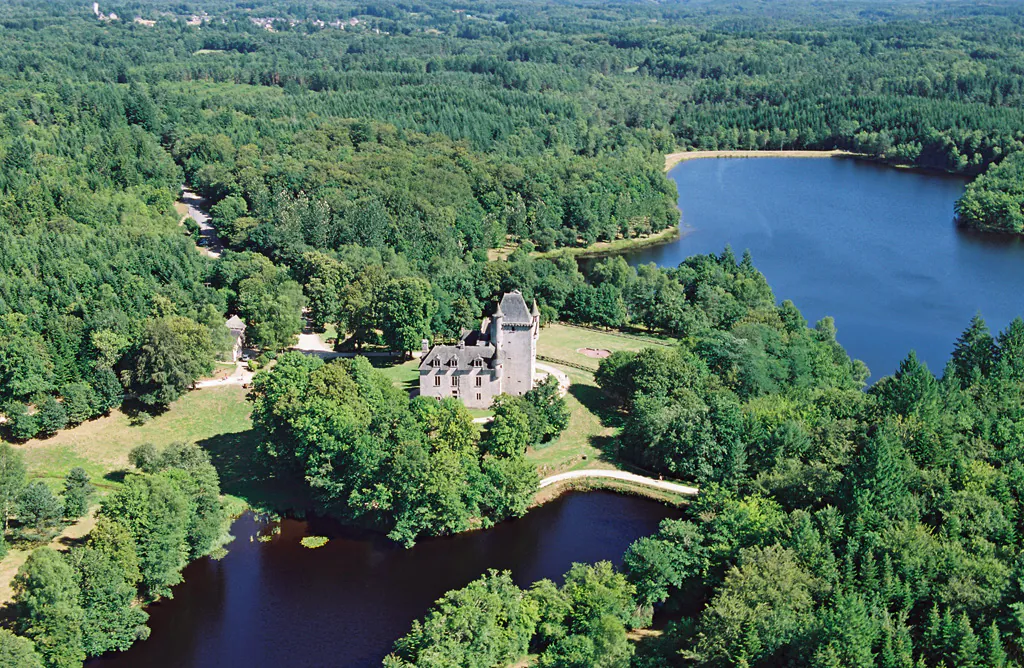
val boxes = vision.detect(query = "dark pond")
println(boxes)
[624,157,1024,381]
[89,491,678,668]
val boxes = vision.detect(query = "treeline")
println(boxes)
[248,354,568,545]
[388,313,1024,666]
[385,563,641,668]
[956,152,1024,234]
[4,442,228,668]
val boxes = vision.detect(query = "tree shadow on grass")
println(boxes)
[119,397,170,426]
[197,430,315,514]
[103,470,128,485]
[569,382,627,430]
[567,382,626,465]
[368,357,419,394]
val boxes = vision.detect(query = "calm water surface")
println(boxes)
[89,492,677,668]
[627,157,1024,379]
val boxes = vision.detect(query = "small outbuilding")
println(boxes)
[225,315,246,362]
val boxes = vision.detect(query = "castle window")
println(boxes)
[434,376,441,387]
[475,377,482,387]
[476,393,482,401]
[452,376,459,386]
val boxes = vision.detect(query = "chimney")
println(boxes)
[421,338,430,355]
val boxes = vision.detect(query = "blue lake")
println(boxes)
[625,157,1024,380]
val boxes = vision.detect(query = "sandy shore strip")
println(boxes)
[664,149,859,172]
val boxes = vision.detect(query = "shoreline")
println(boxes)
[529,474,693,509]
[532,224,682,261]
[533,149,862,263]
[664,149,860,172]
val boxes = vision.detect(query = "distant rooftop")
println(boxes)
[225,315,246,331]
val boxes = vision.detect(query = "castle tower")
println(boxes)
[495,291,535,396]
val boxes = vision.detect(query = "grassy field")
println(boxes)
[14,385,253,492]
[537,323,674,371]
[526,323,676,476]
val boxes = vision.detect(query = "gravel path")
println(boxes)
[535,362,570,396]
[194,362,253,388]
[538,469,699,496]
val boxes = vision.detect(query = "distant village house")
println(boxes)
[418,291,539,408]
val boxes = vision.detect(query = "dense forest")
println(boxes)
[0,0,1024,665]
[4,0,1024,437]
[390,303,1024,666]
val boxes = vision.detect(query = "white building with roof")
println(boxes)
[418,291,539,408]
[225,315,246,362]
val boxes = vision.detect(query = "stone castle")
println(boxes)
[418,291,539,408]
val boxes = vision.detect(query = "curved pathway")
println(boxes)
[535,362,570,396]
[195,362,253,388]
[538,469,699,497]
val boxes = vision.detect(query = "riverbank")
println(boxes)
[664,149,859,172]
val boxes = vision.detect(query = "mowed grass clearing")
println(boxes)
[537,323,674,371]
[527,323,677,476]
[12,385,253,492]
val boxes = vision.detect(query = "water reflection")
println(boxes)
[89,492,678,668]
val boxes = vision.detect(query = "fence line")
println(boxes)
[554,321,675,347]
[537,354,597,373]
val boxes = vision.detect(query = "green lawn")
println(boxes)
[526,367,617,475]
[527,323,674,476]
[537,323,674,371]
[13,386,253,493]
[369,357,421,394]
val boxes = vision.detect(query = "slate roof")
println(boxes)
[419,291,534,371]
[498,291,531,324]
[419,343,496,370]
[225,315,246,332]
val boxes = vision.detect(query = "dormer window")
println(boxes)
[447,358,458,368]
[431,359,441,368]
[471,358,483,368]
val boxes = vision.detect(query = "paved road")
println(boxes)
[538,469,699,496]
[180,187,223,259]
